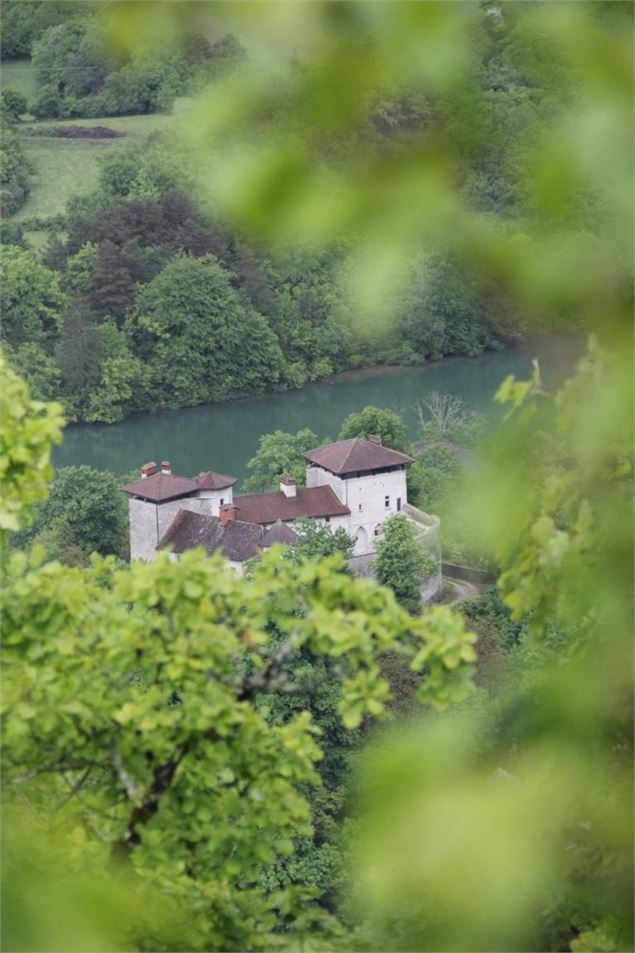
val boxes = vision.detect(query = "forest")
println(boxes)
[0,3,633,953]
[0,0,544,424]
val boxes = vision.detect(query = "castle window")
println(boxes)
[384,495,390,508]
[397,497,401,511]
[220,498,224,506]
[374,525,381,537]
[358,503,363,512]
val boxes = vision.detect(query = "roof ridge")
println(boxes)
[339,437,360,471]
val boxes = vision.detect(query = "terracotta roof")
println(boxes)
[261,520,299,548]
[303,438,414,475]
[121,472,199,503]
[233,485,350,525]
[220,520,267,562]
[195,471,238,490]
[158,510,266,562]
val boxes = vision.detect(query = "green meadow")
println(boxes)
[7,112,174,248]
[1,58,37,104]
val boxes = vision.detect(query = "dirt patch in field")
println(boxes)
[52,125,126,139]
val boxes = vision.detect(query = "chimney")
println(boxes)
[368,434,382,445]
[219,503,239,525]
[140,461,158,479]
[161,461,172,475]
[280,474,297,498]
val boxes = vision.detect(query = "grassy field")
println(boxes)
[12,113,174,222]
[1,58,37,106]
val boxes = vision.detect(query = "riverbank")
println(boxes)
[53,335,582,481]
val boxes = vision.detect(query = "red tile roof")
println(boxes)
[303,438,413,475]
[233,485,350,525]
[121,472,199,503]
[195,471,238,490]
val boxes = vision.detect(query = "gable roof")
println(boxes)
[121,472,199,503]
[233,485,350,525]
[158,510,267,562]
[261,520,300,548]
[195,471,238,490]
[303,438,414,475]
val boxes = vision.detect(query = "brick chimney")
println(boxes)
[140,461,158,479]
[280,474,297,498]
[219,503,239,525]
[368,434,383,445]
[161,461,172,475]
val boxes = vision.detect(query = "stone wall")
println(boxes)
[308,464,408,556]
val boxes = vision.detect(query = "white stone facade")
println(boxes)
[128,486,235,561]
[306,464,408,555]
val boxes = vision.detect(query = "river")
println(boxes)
[54,336,581,481]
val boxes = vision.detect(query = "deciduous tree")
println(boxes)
[129,254,284,408]
[0,245,62,347]
[244,428,319,493]
[375,514,437,615]
[33,464,128,559]
[339,405,408,452]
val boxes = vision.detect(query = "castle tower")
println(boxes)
[121,462,237,560]
[302,437,414,556]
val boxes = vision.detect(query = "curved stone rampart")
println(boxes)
[402,502,442,561]
[401,502,443,602]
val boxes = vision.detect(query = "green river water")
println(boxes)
[54,336,581,481]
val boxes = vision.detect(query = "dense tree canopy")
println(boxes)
[244,428,319,493]
[30,11,245,118]
[0,245,62,347]
[338,405,409,452]
[27,464,128,559]
[129,254,284,408]
[0,0,90,59]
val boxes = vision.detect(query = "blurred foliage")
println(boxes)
[2,1,633,949]
[1,352,476,951]
[348,340,633,951]
[103,3,633,949]
[106,2,632,334]
[0,355,63,538]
